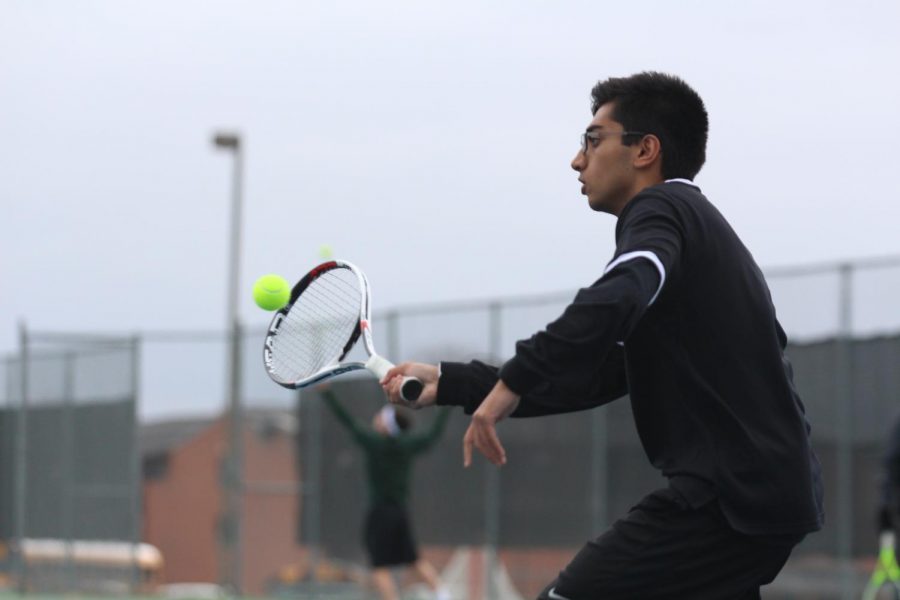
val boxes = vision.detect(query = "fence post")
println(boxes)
[590,407,608,535]
[386,310,400,363]
[129,334,142,592]
[483,302,503,600]
[62,350,75,590]
[15,322,29,593]
[301,388,323,598]
[835,263,854,600]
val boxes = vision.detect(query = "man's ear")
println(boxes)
[633,134,662,170]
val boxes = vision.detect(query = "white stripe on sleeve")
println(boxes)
[604,250,666,305]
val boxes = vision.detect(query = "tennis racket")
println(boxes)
[862,531,900,600]
[263,260,423,402]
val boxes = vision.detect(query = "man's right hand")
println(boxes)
[381,362,439,409]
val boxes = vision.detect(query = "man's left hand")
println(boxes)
[463,380,520,467]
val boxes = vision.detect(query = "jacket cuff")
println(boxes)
[436,362,470,408]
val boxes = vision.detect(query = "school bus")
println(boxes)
[0,538,163,593]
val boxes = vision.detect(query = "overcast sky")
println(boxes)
[3,1,900,381]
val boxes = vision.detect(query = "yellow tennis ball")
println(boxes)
[253,274,291,311]
[318,244,334,259]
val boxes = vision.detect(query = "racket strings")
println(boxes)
[269,268,364,382]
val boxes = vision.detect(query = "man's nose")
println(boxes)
[571,151,585,171]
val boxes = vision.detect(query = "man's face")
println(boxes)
[570,102,639,215]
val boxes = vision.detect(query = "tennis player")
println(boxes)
[382,71,824,599]
[320,388,451,600]
[878,414,900,535]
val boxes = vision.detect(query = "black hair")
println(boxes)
[590,72,708,180]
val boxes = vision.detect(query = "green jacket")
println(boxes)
[321,390,451,506]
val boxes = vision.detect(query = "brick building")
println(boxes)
[139,409,304,595]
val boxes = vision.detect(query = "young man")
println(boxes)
[382,72,824,599]
[320,388,451,600]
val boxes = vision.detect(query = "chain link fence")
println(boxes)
[0,333,142,593]
[1,257,899,599]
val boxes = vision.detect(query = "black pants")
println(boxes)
[537,488,804,600]
[364,502,419,568]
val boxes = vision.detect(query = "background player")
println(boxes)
[320,387,451,600]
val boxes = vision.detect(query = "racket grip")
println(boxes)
[365,355,424,403]
[399,377,424,402]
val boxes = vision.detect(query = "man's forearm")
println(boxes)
[437,356,627,417]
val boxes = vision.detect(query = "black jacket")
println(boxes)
[438,180,825,536]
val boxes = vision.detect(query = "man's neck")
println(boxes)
[613,175,665,216]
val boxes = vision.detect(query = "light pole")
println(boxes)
[212,131,244,595]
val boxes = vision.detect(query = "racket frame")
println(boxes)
[263,260,421,400]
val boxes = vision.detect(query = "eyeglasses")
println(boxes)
[580,130,646,154]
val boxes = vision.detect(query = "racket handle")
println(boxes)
[365,355,424,403]
[399,376,424,402]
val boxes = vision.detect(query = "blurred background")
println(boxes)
[2,1,900,599]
